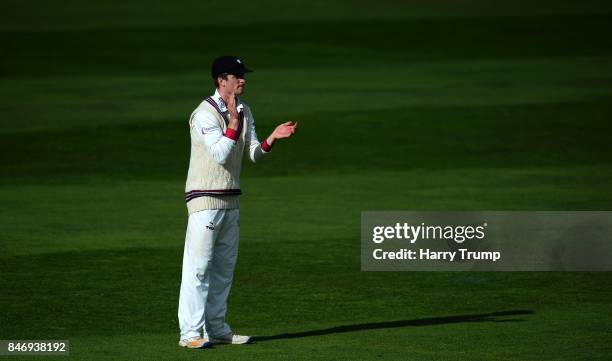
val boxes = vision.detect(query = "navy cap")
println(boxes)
[211,55,253,78]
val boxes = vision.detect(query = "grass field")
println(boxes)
[2,1,612,360]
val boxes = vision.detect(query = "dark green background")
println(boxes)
[1,1,612,360]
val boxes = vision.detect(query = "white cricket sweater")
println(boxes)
[184,92,271,214]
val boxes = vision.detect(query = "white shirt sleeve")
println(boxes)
[192,110,236,165]
[243,106,269,163]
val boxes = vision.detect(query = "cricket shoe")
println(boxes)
[178,336,212,349]
[210,333,252,344]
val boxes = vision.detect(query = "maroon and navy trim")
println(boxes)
[205,97,228,125]
[185,189,242,202]
[205,96,244,141]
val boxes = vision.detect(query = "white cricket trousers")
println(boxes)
[178,209,239,340]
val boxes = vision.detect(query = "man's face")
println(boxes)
[220,73,246,95]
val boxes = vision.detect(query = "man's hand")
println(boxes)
[271,121,298,140]
[226,94,239,130]
[265,121,298,148]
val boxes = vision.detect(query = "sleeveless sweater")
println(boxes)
[184,98,247,214]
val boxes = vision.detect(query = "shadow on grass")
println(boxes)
[254,310,533,342]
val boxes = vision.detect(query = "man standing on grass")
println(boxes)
[178,55,298,349]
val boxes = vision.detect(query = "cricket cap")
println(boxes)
[211,55,253,78]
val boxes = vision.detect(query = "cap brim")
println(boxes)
[230,67,253,77]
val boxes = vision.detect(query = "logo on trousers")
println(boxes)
[206,222,215,231]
